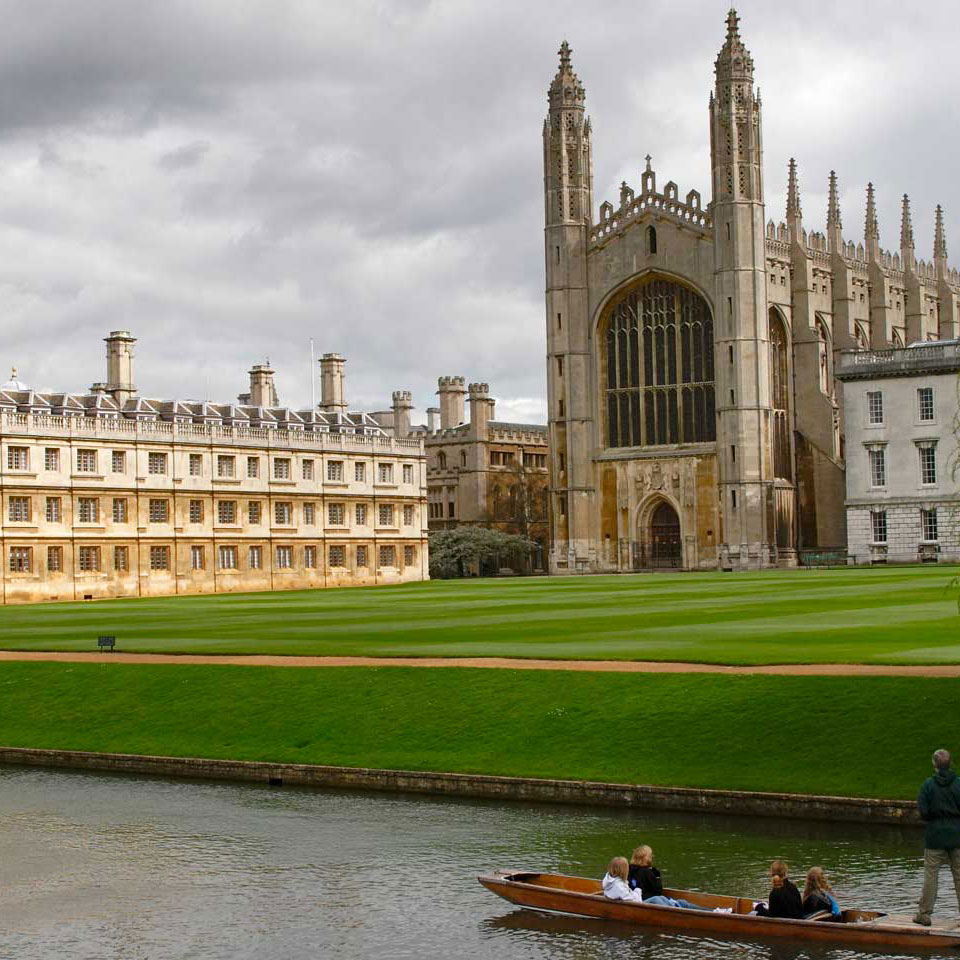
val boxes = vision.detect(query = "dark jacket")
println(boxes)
[757,879,804,919]
[628,864,663,900]
[802,890,840,918]
[918,768,960,850]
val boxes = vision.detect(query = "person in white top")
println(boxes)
[602,857,645,902]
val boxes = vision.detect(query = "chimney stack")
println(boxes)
[248,362,279,408]
[319,353,347,413]
[105,330,137,404]
[468,382,495,439]
[437,376,466,429]
[426,407,440,433]
[391,390,413,438]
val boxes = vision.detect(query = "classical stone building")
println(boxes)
[0,333,427,603]
[377,378,550,571]
[544,9,960,573]
[837,341,960,564]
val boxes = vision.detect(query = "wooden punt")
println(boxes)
[478,870,960,951]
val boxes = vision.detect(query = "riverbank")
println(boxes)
[0,661,949,801]
[0,746,920,825]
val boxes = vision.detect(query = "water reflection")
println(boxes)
[0,766,953,960]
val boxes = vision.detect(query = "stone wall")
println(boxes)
[0,746,922,827]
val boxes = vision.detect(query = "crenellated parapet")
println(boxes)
[589,158,710,247]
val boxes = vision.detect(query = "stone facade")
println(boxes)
[544,9,960,574]
[378,378,550,571]
[0,333,428,603]
[836,342,960,564]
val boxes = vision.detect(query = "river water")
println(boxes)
[0,766,954,959]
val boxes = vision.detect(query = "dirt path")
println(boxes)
[1,650,959,676]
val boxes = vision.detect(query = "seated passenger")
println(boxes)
[628,845,714,911]
[755,860,804,919]
[602,856,643,902]
[802,866,841,919]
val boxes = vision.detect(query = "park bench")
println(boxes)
[97,635,116,653]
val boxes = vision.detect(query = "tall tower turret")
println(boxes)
[901,193,925,342]
[544,40,594,572]
[934,205,960,339]
[864,182,893,347]
[826,170,842,254]
[934,204,948,273]
[865,182,880,263]
[900,194,915,271]
[786,158,802,245]
[709,8,780,567]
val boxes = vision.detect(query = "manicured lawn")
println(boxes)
[0,661,948,800]
[0,566,958,664]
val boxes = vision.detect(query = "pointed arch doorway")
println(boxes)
[650,501,681,568]
[634,499,682,569]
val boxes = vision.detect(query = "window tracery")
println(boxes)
[604,277,715,448]
[769,309,792,481]
[815,317,830,394]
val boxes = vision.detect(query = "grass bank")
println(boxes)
[0,565,958,664]
[0,661,949,800]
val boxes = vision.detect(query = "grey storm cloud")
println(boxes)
[0,0,957,425]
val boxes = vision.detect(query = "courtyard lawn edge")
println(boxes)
[0,660,951,802]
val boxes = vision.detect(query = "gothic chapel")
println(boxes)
[544,8,960,572]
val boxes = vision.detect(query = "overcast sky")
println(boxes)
[0,0,957,424]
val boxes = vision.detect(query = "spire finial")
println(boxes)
[10,366,16,379]
[786,158,801,222]
[548,38,584,106]
[827,170,841,230]
[645,154,652,172]
[900,193,914,252]
[726,7,740,42]
[865,182,879,240]
[935,204,948,262]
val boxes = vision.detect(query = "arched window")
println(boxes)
[855,323,869,351]
[460,451,467,468]
[647,225,657,255]
[769,308,792,481]
[604,275,715,448]
[815,316,830,395]
[437,452,446,469]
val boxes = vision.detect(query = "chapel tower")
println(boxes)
[543,41,594,568]
[709,9,781,566]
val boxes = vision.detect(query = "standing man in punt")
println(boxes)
[915,749,960,926]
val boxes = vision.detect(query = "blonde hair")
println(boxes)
[803,866,832,899]
[770,859,789,890]
[607,856,629,881]
[630,845,653,867]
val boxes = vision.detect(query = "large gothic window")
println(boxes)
[769,309,792,482]
[605,276,715,448]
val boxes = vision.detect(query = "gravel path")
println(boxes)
[1,650,959,675]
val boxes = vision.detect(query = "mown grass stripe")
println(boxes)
[0,565,956,665]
